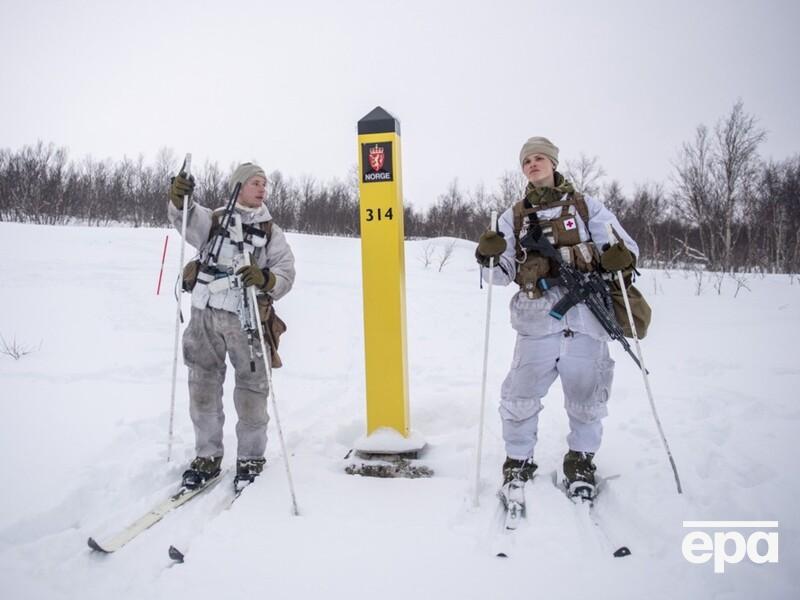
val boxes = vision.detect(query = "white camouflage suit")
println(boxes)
[484,195,638,460]
[168,199,295,460]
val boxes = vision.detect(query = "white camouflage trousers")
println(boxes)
[499,330,615,459]
[183,307,269,460]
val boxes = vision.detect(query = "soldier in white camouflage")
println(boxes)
[168,163,295,490]
[476,137,638,499]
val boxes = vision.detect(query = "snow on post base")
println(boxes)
[353,427,427,455]
[346,428,432,478]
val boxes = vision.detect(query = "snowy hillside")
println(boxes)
[0,221,797,599]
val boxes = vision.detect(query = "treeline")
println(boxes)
[1,102,797,273]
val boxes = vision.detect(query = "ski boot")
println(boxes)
[181,456,222,490]
[499,457,537,528]
[234,457,266,492]
[563,450,597,502]
[502,457,538,486]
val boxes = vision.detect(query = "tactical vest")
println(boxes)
[182,210,273,292]
[512,192,599,299]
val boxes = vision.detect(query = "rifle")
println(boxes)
[519,219,644,371]
[197,181,259,372]
[204,182,242,267]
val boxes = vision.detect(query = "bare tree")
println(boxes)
[712,100,766,271]
[673,124,717,265]
[690,265,706,296]
[427,179,468,238]
[601,180,628,215]
[564,154,606,196]
[195,160,226,210]
[438,240,457,272]
[493,169,527,210]
[266,170,297,230]
[0,334,41,360]
[626,183,666,266]
[673,101,766,271]
[418,242,435,268]
[730,272,751,298]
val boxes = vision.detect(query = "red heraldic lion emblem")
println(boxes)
[368,145,385,172]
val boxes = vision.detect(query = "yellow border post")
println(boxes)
[354,106,425,456]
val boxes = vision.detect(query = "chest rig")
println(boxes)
[512,192,599,299]
[182,209,273,293]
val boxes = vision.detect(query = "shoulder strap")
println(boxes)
[207,208,227,243]
[572,192,589,224]
[252,219,274,260]
[512,200,527,257]
[512,201,525,239]
[260,220,273,243]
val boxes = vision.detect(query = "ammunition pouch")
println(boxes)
[185,263,241,294]
[182,260,200,292]
[571,242,599,273]
[515,253,552,299]
[256,296,287,368]
[514,241,599,300]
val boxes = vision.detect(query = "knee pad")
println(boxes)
[564,357,614,423]
[499,397,544,423]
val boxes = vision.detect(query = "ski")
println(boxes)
[500,480,526,530]
[552,470,631,558]
[167,477,254,563]
[87,471,225,554]
[492,476,532,557]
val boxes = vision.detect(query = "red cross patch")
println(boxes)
[564,218,577,230]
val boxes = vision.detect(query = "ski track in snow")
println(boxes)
[0,222,798,600]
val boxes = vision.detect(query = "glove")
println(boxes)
[236,257,277,291]
[169,172,195,210]
[475,230,506,267]
[600,241,634,272]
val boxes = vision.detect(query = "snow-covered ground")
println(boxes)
[0,221,797,599]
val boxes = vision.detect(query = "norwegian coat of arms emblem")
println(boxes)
[368,145,385,172]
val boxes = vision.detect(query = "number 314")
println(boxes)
[365,208,393,222]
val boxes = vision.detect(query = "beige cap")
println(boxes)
[230,162,267,193]
[519,136,559,168]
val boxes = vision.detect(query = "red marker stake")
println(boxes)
[156,234,169,295]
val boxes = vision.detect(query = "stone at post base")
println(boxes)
[345,427,433,478]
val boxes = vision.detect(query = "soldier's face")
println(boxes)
[239,175,267,208]
[522,153,554,186]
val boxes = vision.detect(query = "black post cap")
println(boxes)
[358,106,401,135]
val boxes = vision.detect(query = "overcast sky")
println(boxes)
[1,0,798,209]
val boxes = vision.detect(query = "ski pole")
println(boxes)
[167,153,191,463]
[605,224,682,494]
[248,284,300,516]
[474,210,498,507]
